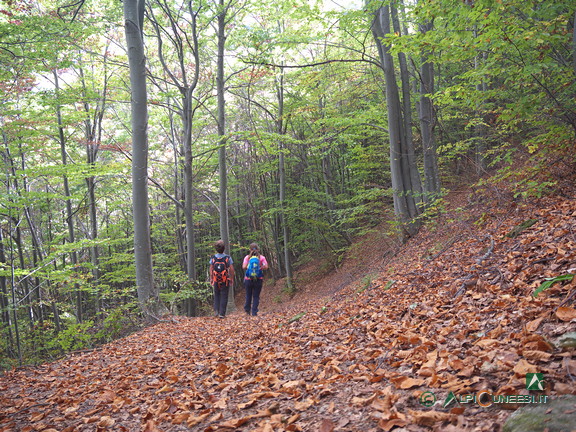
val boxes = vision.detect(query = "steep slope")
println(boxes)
[1,183,575,432]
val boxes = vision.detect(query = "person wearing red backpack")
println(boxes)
[209,239,235,318]
[242,243,269,317]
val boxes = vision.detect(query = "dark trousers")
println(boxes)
[244,279,263,316]
[213,284,229,316]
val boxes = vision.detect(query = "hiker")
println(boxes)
[209,239,235,318]
[242,242,269,316]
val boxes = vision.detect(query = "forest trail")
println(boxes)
[1,182,576,432]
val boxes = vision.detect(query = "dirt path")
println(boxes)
[1,187,575,432]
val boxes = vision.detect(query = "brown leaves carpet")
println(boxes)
[1,186,575,431]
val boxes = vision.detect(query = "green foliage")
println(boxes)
[506,219,539,238]
[287,312,306,324]
[357,273,375,293]
[281,279,297,298]
[50,320,96,352]
[533,274,574,298]
[383,280,395,291]
[159,277,212,314]
[98,303,140,342]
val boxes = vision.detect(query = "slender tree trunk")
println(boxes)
[11,146,40,325]
[0,227,12,344]
[318,94,336,214]
[123,0,163,320]
[8,220,22,366]
[217,0,229,252]
[276,64,293,291]
[572,11,576,75]
[182,91,197,316]
[473,26,487,175]
[170,112,187,272]
[78,61,103,315]
[4,139,38,325]
[182,4,201,316]
[3,136,23,364]
[148,0,202,316]
[419,18,440,202]
[216,0,234,312]
[54,71,82,323]
[391,3,422,212]
[44,188,61,333]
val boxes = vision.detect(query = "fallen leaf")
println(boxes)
[186,413,210,427]
[474,338,499,347]
[287,413,300,424]
[155,384,174,394]
[98,416,116,427]
[556,307,576,321]
[282,380,304,389]
[218,417,250,428]
[522,350,552,362]
[319,418,335,432]
[238,399,257,410]
[513,359,538,375]
[142,420,161,432]
[30,412,47,422]
[526,316,544,332]
[409,410,453,427]
[214,398,228,409]
[351,394,376,406]
[379,418,408,431]
[391,376,425,389]
[294,398,315,410]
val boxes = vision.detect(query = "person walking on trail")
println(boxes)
[209,240,235,318]
[242,243,269,317]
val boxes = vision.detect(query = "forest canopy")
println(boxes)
[0,0,575,367]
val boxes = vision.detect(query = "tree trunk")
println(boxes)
[371,4,421,237]
[78,61,103,316]
[182,4,201,316]
[54,70,82,323]
[216,0,234,312]
[182,91,197,316]
[573,10,576,75]
[7,217,22,366]
[148,0,202,316]
[123,0,163,320]
[419,19,440,202]
[14,146,42,325]
[391,3,423,212]
[276,64,293,291]
[473,26,487,175]
[0,226,12,345]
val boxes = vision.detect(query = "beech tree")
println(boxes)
[417,15,440,203]
[371,2,422,237]
[122,0,163,319]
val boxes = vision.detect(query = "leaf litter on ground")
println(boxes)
[1,185,575,432]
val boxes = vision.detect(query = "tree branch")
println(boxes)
[241,57,382,70]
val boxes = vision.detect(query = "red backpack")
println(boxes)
[212,256,230,288]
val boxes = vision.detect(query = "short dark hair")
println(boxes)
[214,240,225,254]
